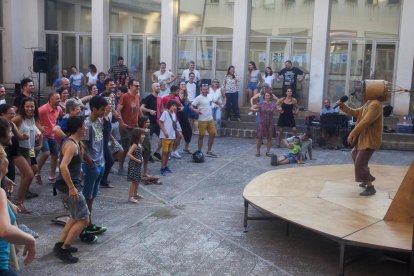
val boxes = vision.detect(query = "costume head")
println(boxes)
[359,80,390,102]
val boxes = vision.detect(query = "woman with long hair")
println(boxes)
[178,81,193,153]
[96,72,106,94]
[223,65,240,121]
[264,66,275,90]
[57,86,70,113]
[246,61,262,101]
[276,87,299,147]
[69,66,84,98]
[251,91,277,157]
[209,79,225,135]
[85,64,98,86]
[11,98,42,213]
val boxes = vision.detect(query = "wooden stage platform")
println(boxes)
[242,163,414,275]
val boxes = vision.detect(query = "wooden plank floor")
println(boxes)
[243,164,412,250]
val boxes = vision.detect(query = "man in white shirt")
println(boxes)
[181,61,201,84]
[190,84,218,157]
[0,85,6,105]
[186,73,197,102]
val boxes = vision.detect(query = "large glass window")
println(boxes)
[45,0,91,32]
[330,1,401,39]
[251,0,314,36]
[46,34,59,85]
[179,0,234,35]
[110,0,161,33]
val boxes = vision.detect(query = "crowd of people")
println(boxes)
[0,57,317,273]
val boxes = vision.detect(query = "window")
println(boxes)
[45,0,91,32]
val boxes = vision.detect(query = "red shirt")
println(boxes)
[162,94,182,114]
[118,92,141,128]
[39,103,64,139]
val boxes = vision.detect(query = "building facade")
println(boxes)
[0,0,413,115]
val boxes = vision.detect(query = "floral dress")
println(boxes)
[256,101,276,139]
[127,145,142,182]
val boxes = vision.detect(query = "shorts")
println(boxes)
[284,153,299,163]
[30,157,37,166]
[247,82,258,90]
[82,164,104,199]
[120,128,134,152]
[60,192,90,219]
[110,140,123,155]
[149,123,160,137]
[17,148,31,160]
[161,139,174,153]
[198,120,216,136]
[41,137,58,156]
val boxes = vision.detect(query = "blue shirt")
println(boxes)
[320,106,339,115]
[58,116,69,134]
[0,204,16,271]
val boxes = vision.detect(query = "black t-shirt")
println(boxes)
[13,93,32,111]
[278,67,303,89]
[142,94,158,124]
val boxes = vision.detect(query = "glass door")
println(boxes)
[215,38,232,82]
[127,36,144,84]
[327,40,349,102]
[145,36,161,92]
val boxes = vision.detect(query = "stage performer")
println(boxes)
[336,81,387,196]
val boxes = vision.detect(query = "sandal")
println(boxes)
[48,177,57,184]
[255,153,261,157]
[14,202,32,214]
[133,194,144,200]
[182,149,192,154]
[266,152,271,157]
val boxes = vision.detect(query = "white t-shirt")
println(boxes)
[192,94,213,121]
[0,99,6,105]
[264,74,275,87]
[70,73,84,86]
[186,82,197,101]
[182,69,201,82]
[159,110,181,139]
[154,70,173,85]
[86,72,98,85]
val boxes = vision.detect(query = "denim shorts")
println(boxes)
[82,164,104,199]
[41,136,58,156]
[247,82,258,90]
[61,192,90,219]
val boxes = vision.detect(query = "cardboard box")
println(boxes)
[396,123,413,134]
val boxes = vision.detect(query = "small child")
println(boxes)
[138,116,161,185]
[126,128,146,203]
[159,100,182,176]
[287,136,304,164]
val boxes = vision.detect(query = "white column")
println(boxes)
[308,0,331,113]
[160,0,179,71]
[92,0,110,73]
[394,0,414,115]
[231,0,251,106]
[3,0,44,86]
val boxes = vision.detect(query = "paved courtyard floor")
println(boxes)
[16,136,413,276]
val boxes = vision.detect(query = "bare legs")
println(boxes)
[59,218,89,249]
[13,156,34,206]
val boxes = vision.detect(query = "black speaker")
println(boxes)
[33,51,48,73]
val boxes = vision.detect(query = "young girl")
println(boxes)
[138,116,161,185]
[127,128,146,203]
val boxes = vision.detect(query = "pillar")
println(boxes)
[92,0,110,73]
[231,0,251,106]
[160,0,179,71]
[394,0,414,115]
[308,0,332,113]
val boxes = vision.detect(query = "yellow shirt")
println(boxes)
[339,100,383,150]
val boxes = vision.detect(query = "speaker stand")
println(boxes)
[37,71,41,107]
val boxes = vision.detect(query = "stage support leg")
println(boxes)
[410,221,414,276]
[244,199,248,233]
[339,241,345,276]
[286,222,290,236]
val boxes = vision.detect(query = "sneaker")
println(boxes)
[128,197,139,203]
[247,111,253,116]
[79,230,98,244]
[360,186,376,196]
[19,224,39,238]
[206,152,218,158]
[85,224,107,235]
[53,243,79,263]
[153,152,162,160]
[35,174,43,185]
[164,166,172,173]
[133,194,144,200]
[54,242,78,253]
[170,151,181,159]
[160,168,166,176]
[359,183,368,188]
[25,190,39,199]
[149,155,155,163]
